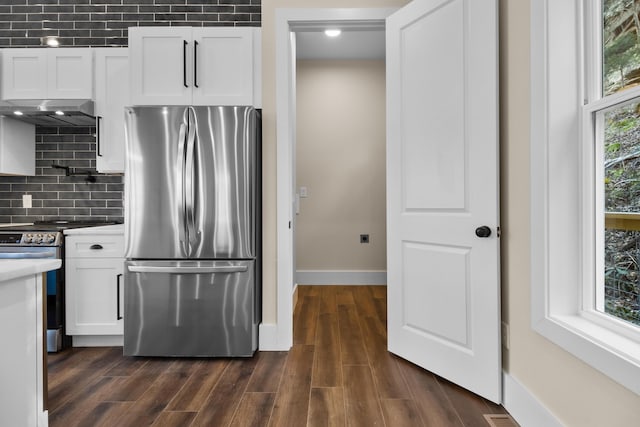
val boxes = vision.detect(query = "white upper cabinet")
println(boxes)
[1,48,93,100]
[0,116,35,176]
[0,50,46,99]
[94,48,129,173]
[129,27,192,105]
[129,27,261,106]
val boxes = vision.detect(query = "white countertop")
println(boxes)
[0,259,61,283]
[63,224,124,235]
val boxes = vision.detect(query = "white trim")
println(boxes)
[296,270,387,285]
[39,411,48,427]
[275,7,396,355]
[502,373,564,427]
[259,323,285,351]
[71,335,124,347]
[530,0,640,395]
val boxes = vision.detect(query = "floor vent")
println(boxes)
[483,414,519,427]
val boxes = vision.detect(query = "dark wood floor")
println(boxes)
[48,285,508,427]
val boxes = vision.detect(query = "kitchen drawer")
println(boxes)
[66,235,124,258]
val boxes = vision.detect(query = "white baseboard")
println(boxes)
[259,323,283,351]
[296,270,387,285]
[503,373,564,427]
[72,335,123,347]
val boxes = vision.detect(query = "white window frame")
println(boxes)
[531,0,640,395]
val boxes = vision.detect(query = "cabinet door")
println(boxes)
[95,48,129,173]
[129,27,192,105]
[1,49,47,99]
[192,27,255,106]
[46,49,93,98]
[66,258,124,335]
[0,116,35,176]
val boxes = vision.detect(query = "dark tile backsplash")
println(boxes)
[0,0,261,223]
[0,126,125,223]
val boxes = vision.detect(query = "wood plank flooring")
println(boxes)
[48,285,509,427]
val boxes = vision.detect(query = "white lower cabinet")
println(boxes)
[65,234,124,345]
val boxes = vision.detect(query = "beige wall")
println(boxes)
[263,0,640,425]
[500,1,640,425]
[295,59,386,271]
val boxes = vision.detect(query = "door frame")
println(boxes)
[270,8,394,350]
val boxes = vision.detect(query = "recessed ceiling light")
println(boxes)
[325,29,341,37]
[14,111,23,116]
[55,111,64,116]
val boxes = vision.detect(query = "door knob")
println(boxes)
[475,226,492,238]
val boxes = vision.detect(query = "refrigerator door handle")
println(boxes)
[128,265,248,274]
[177,116,189,252]
[185,108,198,249]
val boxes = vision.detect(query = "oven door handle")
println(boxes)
[0,251,57,259]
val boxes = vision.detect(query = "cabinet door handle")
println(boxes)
[90,244,103,250]
[183,40,189,88]
[96,116,103,157]
[194,40,199,88]
[116,273,123,320]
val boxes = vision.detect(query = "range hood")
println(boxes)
[0,99,96,126]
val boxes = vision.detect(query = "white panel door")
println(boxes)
[129,27,192,105]
[192,27,254,106]
[386,0,501,403]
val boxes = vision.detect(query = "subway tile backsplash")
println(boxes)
[0,127,124,223]
[0,0,260,224]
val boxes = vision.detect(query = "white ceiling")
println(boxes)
[295,30,385,60]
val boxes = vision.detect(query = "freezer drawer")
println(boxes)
[123,260,257,357]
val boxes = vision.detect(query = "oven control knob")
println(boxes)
[23,234,33,243]
[46,234,56,244]
[35,233,44,243]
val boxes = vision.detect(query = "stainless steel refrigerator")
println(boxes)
[123,106,261,357]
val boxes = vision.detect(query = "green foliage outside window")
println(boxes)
[602,0,640,325]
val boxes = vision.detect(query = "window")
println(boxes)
[531,0,640,395]
[583,0,640,339]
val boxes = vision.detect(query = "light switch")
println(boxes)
[299,186,308,198]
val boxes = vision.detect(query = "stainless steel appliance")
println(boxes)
[124,106,261,357]
[0,230,64,352]
[0,99,96,126]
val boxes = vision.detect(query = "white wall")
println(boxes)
[295,59,386,274]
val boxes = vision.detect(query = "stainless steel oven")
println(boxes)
[0,231,64,352]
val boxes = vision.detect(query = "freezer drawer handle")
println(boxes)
[128,265,248,274]
[90,244,103,250]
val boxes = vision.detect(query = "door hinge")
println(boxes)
[497,226,501,238]
[289,221,292,229]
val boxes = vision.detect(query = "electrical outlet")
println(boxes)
[360,234,370,244]
[501,321,510,350]
[22,194,32,209]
